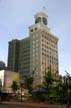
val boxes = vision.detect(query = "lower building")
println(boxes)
[0,70,19,93]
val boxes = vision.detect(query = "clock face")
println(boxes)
[35,17,47,25]
[35,17,41,24]
[43,17,47,25]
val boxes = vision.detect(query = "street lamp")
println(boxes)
[64,70,71,107]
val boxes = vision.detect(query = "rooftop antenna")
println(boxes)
[38,0,47,14]
[43,6,46,10]
[42,5,47,13]
[41,0,48,13]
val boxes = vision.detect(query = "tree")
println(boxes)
[0,61,6,70]
[0,79,2,92]
[43,67,54,98]
[24,75,34,94]
[11,81,19,93]
[55,74,71,104]
[19,81,24,102]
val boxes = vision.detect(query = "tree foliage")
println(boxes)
[43,68,54,98]
[0,61,5,70]
[24,76,34,94]
[43,67,54,89]
[0,79,2,92]
[11,81,19,93]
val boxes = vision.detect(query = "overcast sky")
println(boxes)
[0,0,71,75]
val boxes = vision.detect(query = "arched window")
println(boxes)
[43,17,47,25]
[35,17,41,24]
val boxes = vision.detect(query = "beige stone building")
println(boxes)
[4,71,20,93]
[0,70,19,93]
[29,12,59,85]
[7,12,59,85]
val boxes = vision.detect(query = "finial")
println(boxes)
[42,0,47,13]
[43,6,46,10]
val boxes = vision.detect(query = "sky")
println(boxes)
[0,0,71,75]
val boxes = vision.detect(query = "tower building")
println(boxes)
[7,12,59,85]
[29,12,59,85]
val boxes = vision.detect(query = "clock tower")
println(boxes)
[29,12,59,85]
[35,12,48,25]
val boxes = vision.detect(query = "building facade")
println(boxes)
[7,12,59,85]
[18,38,30,77]
[7,39,20,72]
[7,38,30,77]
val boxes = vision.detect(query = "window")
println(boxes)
[36,44,38,47]
[30,29,33,32]
[33,41,35,43]
[36,57,38,60]
[36,52,38,56]
[35,27,37,30]
[36,62,38,65]
[33,63,35,66]
[36,39,38,42]
[33,44,35,48]
[33,49,35,52]
[36,48,38,51]
[43,17,47,25]
[33,36,35,39]
[33,53,35,56]
[35,17,41,24]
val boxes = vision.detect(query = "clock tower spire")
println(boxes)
[34,12,48,26]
